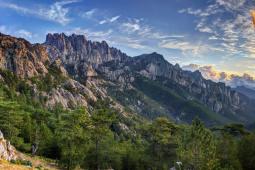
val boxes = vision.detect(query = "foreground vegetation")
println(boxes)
[0,70,255,170]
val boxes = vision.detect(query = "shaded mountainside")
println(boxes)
[99,52,255,125]
[0,32,255,125]
[234,86,255,100]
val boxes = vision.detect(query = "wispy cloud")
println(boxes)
[121,20,141,33]
[64,27,113,40]
[16,29,33,38]
[0,0,78,25]
[179,0,255,58]
[99,15,120,24]
[159,39,223,56]
[82,8,97,19]
[0,25,34,39]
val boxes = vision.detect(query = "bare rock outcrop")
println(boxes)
[0,130,17,161]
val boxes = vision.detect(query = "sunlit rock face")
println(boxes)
[0,130,17,161]
[0,33,49,78]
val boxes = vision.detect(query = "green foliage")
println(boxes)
[56,108,90,170]
[30,65,67,92]
[142,117,177,169]
[216,133,242,170]
[177,118,219,170]
[10,159,33,167]
[238,134,255,170]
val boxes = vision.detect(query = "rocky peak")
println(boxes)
[45,33,128,79]
[134,52,165,63]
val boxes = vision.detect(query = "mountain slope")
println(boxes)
[44,33,255,125]
[234,86,255,100]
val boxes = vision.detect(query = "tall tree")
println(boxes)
[177,118,219,170]
[84,108,116,170]
[56,108,90,170]
[143,117,177,170]
[238,134,255,170]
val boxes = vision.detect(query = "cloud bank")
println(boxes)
[182,64,255,90]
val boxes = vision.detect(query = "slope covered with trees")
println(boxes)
[0,71,255,169]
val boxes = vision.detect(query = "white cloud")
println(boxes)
[179,5,222,17]
[197,26,214,33]
[111,36,147,49]
[0,0,78,25]
[159,39,207,56]
[179,0,255,58]
[209,36,218,40]
[216,0,246,11]
[99,15,120,24]
[182,63,255,89]
[16,29,33,38]
[82,8,97,19]
[121,22,141,33]
[109,15,120,22]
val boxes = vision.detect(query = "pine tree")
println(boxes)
[177,118,219,170]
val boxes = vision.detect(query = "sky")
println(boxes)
[0,0,255,77]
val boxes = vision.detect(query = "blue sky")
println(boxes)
[0,0,255,76]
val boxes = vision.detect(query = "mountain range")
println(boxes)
[1,32,255,126]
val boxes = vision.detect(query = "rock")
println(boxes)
[0,34,49,78]
[0,130,17,161]
[46,87,88,109]
[44,33,128,79]
[0,131,3,139]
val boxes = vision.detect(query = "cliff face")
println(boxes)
[132,53,242,113]
[0,33,48,78]
[45,33,128,79]
[99,52,244,115]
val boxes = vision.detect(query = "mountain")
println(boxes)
[44,33,255,125]
[234,86,255,100]
[1,32,255,126]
